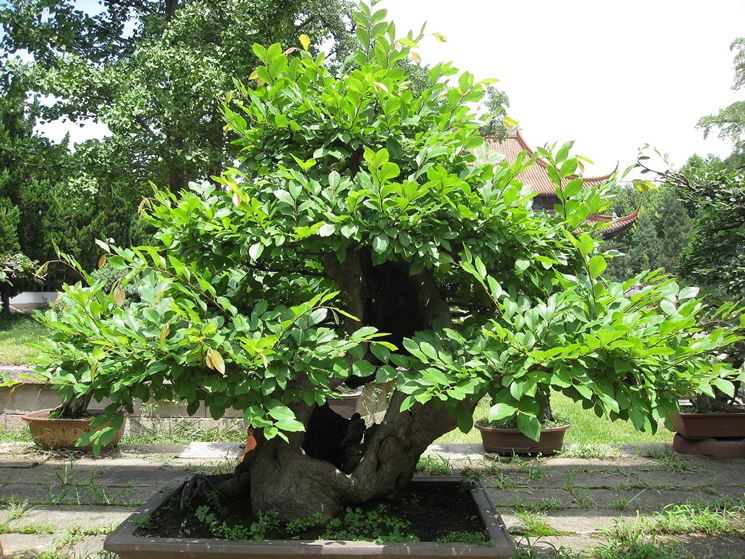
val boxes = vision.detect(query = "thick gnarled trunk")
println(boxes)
[248,391,473,521]
[204,251,468,521]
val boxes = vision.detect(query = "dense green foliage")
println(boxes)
[0,252,38,315]
[0,73,76,285]
[33,5,745,450]
[604,185,693,282]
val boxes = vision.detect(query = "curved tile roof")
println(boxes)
[486,130,637,237]
[486,129,614,194]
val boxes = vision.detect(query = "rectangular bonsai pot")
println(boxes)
[669,411,745,439]
[104,476,515,559]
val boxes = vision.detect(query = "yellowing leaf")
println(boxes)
[433,32,447,43]
[232,192,241,207]
[249,69,260,80]
[503,116,519,129]
[373,82,389,93]
[411,50,421,63]
[206,348,226,375]
[299,34,311,51]
[160,324,170,345]
[113,286,125,307]
[633,179,658,193]
[98,255,107,269]
[481,77,500,85]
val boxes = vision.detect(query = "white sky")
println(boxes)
[385,0,744,174]
[39,0,745,175]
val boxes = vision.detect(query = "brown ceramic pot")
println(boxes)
[22,408,126,450]
[669,411,745,439]
[475,422,570,455]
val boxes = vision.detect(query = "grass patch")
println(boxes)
[121,421,245,446]
[0,427,33,443]
[415,454,452,475]
[0,522,55,534]
[513,497,564,513]
[560,444,620,460]
[592,535,694,559]
[436,393,673,446]
[512,511,574,537]
[602,501,745,538]
[0,315,49,365]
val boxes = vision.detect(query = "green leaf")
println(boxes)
[379,162,401,182]
[563,178,583,198]
[372,234,389,254]
[515,259,530,273]
[559,158,578,178]
[517,414,541,442]
[274,189,294,205]
[711,378,735,398]
[318,223,335,237]
[660,299,677,316]
[268,405,295,421]
[589,254,607,279]
[276,417,305,432]
[488,402,517,421]
[249,243,264,260]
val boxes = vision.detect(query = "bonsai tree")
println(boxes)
[37,4,744,522]
[0,251,38,317]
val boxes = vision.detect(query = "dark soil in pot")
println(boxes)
[138,476,487,543]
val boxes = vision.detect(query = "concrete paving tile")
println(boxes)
[487,487,574,508]
[514,534,601,556]
[713,485,745,502]
[16,504,132,529]
[179,442,243,460]
[501,510,630,535]
[663,534,745,559]
[0,482,155,506]
[3,462,191,488]
[0,533,56,556]
[585,488,719,511]
[72,534,107,556]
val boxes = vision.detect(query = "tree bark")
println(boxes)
[248,391,477,521]
[1,289,11,317]
[242,254,473,521]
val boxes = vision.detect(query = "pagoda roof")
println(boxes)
[486,129,614,194]
[486,129,637,238]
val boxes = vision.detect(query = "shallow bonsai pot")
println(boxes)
[669,411,745,439]
[104,476,515,559]
[22,408,126,450]
[475,422,570,455]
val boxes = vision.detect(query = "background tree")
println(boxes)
[604,184,693,281]
[0,0,355,273]
[698,37,744,167]
[0,71,75,286]
[36,5,744,523]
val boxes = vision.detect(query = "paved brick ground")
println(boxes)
[0,442,743,558]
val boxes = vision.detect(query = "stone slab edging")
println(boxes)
[104,476,515,559]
